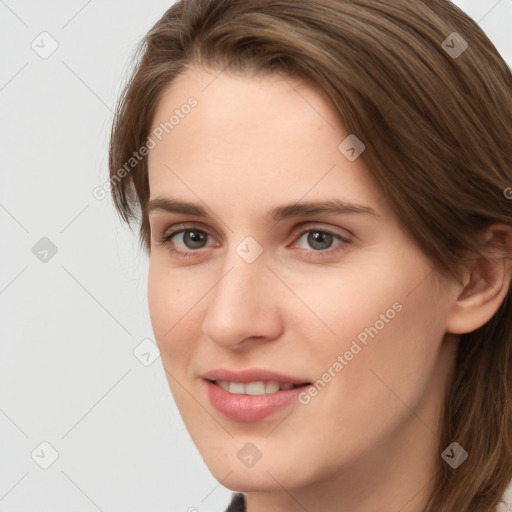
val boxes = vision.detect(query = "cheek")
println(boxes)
[283,258,407,352]
[294,252,445,412]
[147,262,203,363]
[310,273,446,439]
[147,265,173,340]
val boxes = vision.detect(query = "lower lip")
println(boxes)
[204,380,310,422]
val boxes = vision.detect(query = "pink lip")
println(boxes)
[201,368,310,385]
[201,368,311,422]
[204,380,310,422]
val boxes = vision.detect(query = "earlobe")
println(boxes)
[446,224,512,335]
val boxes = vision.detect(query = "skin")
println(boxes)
[145,65,511,512]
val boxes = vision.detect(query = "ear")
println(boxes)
[447,223,512,334]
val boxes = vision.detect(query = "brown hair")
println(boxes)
[109,0,512,509]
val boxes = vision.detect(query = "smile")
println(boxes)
[214,380,302,395]
[204,378,312,422]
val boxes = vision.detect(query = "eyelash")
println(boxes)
[158,223,352,260]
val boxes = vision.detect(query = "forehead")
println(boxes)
[146,66,387,217]
[149,66,343,147]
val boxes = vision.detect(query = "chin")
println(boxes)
[201,447,317,493]
[215,468,290,493]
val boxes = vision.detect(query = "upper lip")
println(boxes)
[202,368,311,385]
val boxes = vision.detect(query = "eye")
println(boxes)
[158,224,216,258]
[172,230,209,249]
[292,227,352,257]
[157,223,352,260]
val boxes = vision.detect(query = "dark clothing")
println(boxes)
[224,493,247,512]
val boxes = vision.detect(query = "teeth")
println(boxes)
[216,380,297,395]
[245,381,266,395]
[217,380,230,392]
[265,381,280,393]
[230,382,245,394]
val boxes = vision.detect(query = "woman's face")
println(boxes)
[146,66,461,501]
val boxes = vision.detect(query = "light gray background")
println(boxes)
[1,1,511,511]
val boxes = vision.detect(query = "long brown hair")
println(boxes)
[108,1,512,509]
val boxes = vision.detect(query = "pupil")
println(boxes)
[184,230,206,249]
[308,231,332,251]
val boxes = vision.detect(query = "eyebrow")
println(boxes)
[145,197,378,221]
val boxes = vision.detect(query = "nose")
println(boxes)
[201,248,284,350]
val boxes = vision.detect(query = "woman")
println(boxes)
[108,0,512,510]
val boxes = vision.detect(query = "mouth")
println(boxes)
[203,376,312,422]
